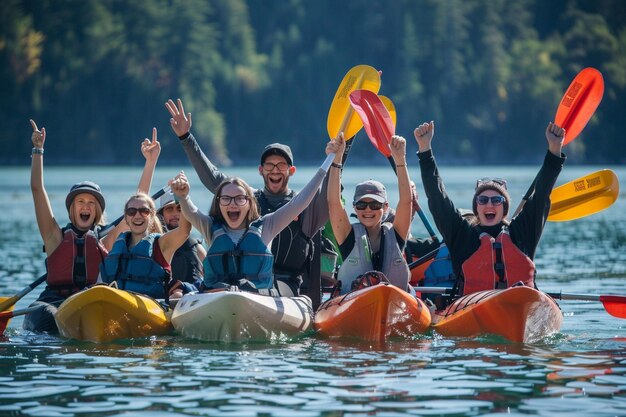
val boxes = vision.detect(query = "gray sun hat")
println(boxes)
[353,180,387,204]
[65,181,105,212]
[157,191,177,214]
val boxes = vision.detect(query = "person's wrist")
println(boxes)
[31,147,44,155]
[331,162,342,169]
[178,131,190,140]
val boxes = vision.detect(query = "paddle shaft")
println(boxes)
[407,246,440,270]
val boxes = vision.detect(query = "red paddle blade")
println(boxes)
[349,90,395,157]
[600,295,626,319]
[555,67,604,146]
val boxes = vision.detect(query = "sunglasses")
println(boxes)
[475,177,507,190]
[354,201,384,211]
[218,195,249,206]
[262,162,290,172]
[476,195,506,206]
[125,207,152,217]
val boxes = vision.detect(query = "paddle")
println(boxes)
[513,68,604,217]
[0,185,172,314]
[548,169,619,222]
[349,90,439,241]
[414,286,626,319]
[0,305,43,333]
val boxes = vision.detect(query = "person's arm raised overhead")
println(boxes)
[165,98,226,193]
[389,135,412,241]
[29,119,62,255]
[327,133,351,245]
[136,127,161,194]
[159,174,193,264]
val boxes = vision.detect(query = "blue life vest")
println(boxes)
[422,244,456,303]
[203,221,274,289]
[100,232,169,299]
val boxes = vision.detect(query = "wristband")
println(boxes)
[395,164,406,167]
[331,162,342,169]
[32,148,44,155]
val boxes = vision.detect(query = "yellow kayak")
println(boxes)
[55,285,172,343]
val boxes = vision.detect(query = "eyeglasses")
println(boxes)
[476,177,507,190]
[354,201,384,211]
[262,162,290,172]
[476,195,506,206]
[218,195,249,206]
[125,207,152,217]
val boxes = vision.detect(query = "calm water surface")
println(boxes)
[0,164,624,417]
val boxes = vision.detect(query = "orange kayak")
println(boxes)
[315,283,431,342]
[431,286,562,343]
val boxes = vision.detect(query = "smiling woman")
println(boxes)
[415,120,566,298]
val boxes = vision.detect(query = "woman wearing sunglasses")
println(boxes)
[173,141,340,293]
[414,120,566,296]
[328,133,413,295]
[100,175,191,299]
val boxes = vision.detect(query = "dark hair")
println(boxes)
[209,178,260,228]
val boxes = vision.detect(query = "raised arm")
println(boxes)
[158,174,192,263]
[390,135,412,240]
[101,129,161,251]
[30,119,62,255]
[327,133,351,244]
[165,98,227,193]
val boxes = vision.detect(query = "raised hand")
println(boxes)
[141,128,161,163]
[546,122,565,156]
[327,132,345,162]
[30,119,46,148]
[414,121,434,152]
[165,98,192,137]
[389,135,407,163]
[170,171,190,198]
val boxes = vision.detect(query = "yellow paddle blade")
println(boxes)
[379,95,397,126]
[548,169,619,222]
[327,65,381,141]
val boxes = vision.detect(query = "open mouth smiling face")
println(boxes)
[476,191,505,226]
[125,200,152,233]
[219,184,250,230]
[259,155,293,194]
[354,199,386,227]
[72,193,99,230]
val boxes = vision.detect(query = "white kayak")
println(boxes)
[171,290,314,343]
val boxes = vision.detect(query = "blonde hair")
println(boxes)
[68,199,107,227]
[209,178,260,228]
[124,193,163,234]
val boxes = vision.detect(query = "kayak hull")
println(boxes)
[315,283,431,342]
[171,291,314,343]
[55,285,172,343]
[432,286,563,343]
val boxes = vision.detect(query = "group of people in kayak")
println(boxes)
[25,96,565,333]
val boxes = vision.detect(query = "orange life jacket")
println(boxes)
[46,226,108,294]
[461,229,535,295]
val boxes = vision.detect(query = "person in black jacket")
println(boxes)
[414,120,566,296]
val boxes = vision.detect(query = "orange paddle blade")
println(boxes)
[548,169,619,222]
[555,67,604,145]
[600,295,626,319]
[348,90,395,157]
[327,65,381,140]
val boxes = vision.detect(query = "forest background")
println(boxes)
[1,0,625,167]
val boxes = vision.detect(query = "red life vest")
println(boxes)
[46,227,108,294]
[461,229,535,295]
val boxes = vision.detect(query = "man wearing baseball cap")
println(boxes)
[165,99,329,302]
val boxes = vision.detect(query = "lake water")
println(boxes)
[0,163,625,417]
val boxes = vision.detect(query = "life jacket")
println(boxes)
[337,223,410,295]
[46,225,108,295]
[203,221,274,290]
[461,228,535,295]
[423,244,455,288]
[255,190,312,278]
[170,237,204,284]
[100,232,170,299]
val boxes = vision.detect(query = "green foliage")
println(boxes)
[1,0,625,165]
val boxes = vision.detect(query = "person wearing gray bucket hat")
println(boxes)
[165,98,331,303]
[24,120,162,333]
[327,133,414,296]
[415,120,566,298]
